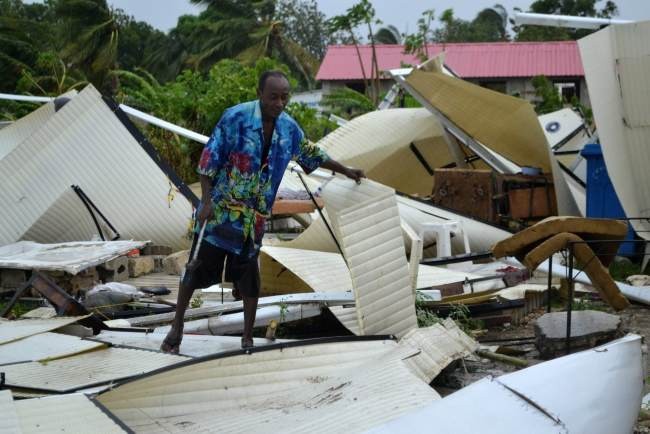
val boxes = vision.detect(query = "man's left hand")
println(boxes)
[344,168,366,184]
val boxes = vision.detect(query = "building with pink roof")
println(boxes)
[316,41,589,107]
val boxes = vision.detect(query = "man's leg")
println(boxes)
[241,294,258,348]
[161,241,224,353]
[231,252,261,349]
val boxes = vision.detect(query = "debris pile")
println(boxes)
[2,19,650,434]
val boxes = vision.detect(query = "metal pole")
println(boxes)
[547,256,553,313]
[566,244,575,355]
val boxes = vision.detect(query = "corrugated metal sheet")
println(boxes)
[316,41,583,81]
[399,319,477,383]
[405,69,551,172]
[579,22,650,239]
[322,179,417,338]
[0,390,21,433]
[21,187,104,243]
[92,331,291,357]
[315,108,450,196]
[14,393,128,433]
[0,240,145,274]
[0,316,89,345]
[97,338,439,433]
[1,347,187,392]
[0,85,193,249]
[0,101,54,160]
[0,332,105,365]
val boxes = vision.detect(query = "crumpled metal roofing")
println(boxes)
[0,85,193,249]
[321,178,417,338]
[368,334,643,434]
[0,332,105,365]
[0,240,146,274]
[0,316,90,345]
[97,323,476,433]
[1,347,187,392]
[14,393,129,433]
[579,22,650,241]
[405,68,551,172]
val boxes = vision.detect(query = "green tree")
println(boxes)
[55,0,121,92]
[513,0,619,41]
[16,51,87,95]
[404,9,435,62]
[274,0,331,59]
[434,6,509,43]
[326,0,381,105]
[322,87,374,119]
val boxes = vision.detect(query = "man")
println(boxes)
[161,70,365,353]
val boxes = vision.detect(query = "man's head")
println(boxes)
[257,70,290,120]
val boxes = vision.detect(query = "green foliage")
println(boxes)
[285,102,338,142]
[513,0,619,41]
[571,296,606,311]
[531,75,563,114]
[274,0,331,59]
[433,6,509,43]
[190,293,203,308]
[448,303,484,334]
[403,9,435,62]
[609,260,643,282]
[322,87,374,119]
[415,291,442,327]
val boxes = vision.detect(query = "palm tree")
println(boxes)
[189,0,318,88]
[56,0,120,92]
[0,15,39,92]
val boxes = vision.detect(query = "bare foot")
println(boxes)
[241,336,254,349]
[160,326,183,354]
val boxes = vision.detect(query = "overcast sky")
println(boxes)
[106,0,650,33]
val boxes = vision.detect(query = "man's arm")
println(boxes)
[320,159,366,183]
[197,175,214,222]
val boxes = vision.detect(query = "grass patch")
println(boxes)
[609,260,642,282]
[0,299,33,318]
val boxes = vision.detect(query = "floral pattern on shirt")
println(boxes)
[197,100,329,257]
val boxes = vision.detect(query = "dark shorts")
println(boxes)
[193,240,260,298]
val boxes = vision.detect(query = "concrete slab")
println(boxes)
[535,310,622,359]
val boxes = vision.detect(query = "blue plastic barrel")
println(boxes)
[580,143,637,256]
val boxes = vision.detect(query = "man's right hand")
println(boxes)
[197,200,214,223]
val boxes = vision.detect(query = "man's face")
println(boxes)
[258,76,290,120]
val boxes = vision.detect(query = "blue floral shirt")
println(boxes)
[197,100,329,257]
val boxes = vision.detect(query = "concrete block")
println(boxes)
[128,256,155,278]
[151,255,166,273]
[70,275,97,295]
[143,245,173,256]
[163,250,190,276]
[0,269,28,289]
[535,310,622,359]
[98,256,129,282]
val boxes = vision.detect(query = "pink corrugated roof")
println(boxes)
[316,41,584,81]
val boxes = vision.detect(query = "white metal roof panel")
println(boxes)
[0,316,89,345]
[0,240,146,274]
[579,22,650,239]
[1,347,187,392]
[0,390,21,433]
[315,108,451,196]
[322,178,417,338]
[97,338,440,433]
[369,334,642,434]
[0,332,106,365]
[14,393,128,433]
[92,331,291,357]
[0,100,54,161]
[0,85,193,249]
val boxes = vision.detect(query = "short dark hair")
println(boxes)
[258,70,288,91]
